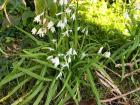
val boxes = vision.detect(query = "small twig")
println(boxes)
[0,0,11,24]
[115,59,140,68]
[115,63,133,68]
[124,68,140,78]
[96,71,127,102]
[101,86,140,103]
[4,8,11,24]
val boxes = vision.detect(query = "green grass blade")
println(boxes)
[21,82,44,105]
[0,77,31,103]
[45,79,58,105]
[58,93,71,105]
[15,26,44,45]
[18,67,52,81]
[11,89,33,105]
[0,65,40,87]
[32,59,60,71]
[33,85,48,105]
[65,83,78,105]
[54,72,72,99]
[86,68,101,105]
[0,72,24,87]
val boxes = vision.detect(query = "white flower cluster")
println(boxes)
[59,0,68,6]
[46,48,77,79]
[31,2,77,37]
[31,27,47,37]
[30,1,91,80]
[81,27,88,36]
[31,12,48,37]
[33,12,44,23]
[135,2,140,10]
[98,46,111,58]
[47,21,55,33]
[47,48,77,69]
[124,11,129,19]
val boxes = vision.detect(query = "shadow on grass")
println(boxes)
[78,2,129,50]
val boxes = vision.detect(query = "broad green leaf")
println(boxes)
[33,86,48,105]
[47,0,57,17]
[0,72,24,88]
[54,72,72,99]
[0,65,40,87]
[34,0,47,15]
[86,67,101,105]
[45,79,58,105]
[22,11,35,26]
[18,67,52,81]
[21,82,44,105]
[15,26,46,45]
[11,89,33,105]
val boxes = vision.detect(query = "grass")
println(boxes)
[0,0,140,105]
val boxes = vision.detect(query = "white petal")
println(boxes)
[51,57,60,67]
[51,27,55,33]
[53,0,57,3]
[72,49,77,55]
[58,53,64,57]
[65,8,71,14]
[68,56,71,63]
[57,20,65,29]
[71,14,76,20]
[48,21,54,29]
[56,12,63,16]
[47,56,53,60]
[98,46,103,54]
[124,11,129,19]
[103,51,111,58]
[37,28,47,37]
[66,48,77,56]
[81,28,86,33]
[33,15,41,23]
[85,29,88,35]
[66,48,72,55]
[64,17,67,24]
[77,27,80,31]
[56,72,62,79]
[64,0,68,5]
[59,0,63,5]
[81,52,87,59]
[52,39,57,43]
[62,30,69,37]
[47,47,54,51]
[61,62,69,69]
[31,28,37,35]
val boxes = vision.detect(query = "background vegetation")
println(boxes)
[0,0,140,105]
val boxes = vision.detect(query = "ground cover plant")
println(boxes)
[0,0,140,105]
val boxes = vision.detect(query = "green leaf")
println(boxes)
[15,26,45,45]
[45,79,58,105]
[34,0,47,15]
[33,86,48,105]
[22,11,35,26]
[86,67,101,105]
[54,72,71,99]
[47,0,57,17]
[0,72,24,88]
[0,65,40,88]
[21,82,44,105]
[0,78,31,103]
[18,67,52,81]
